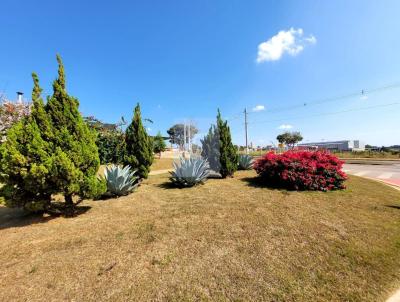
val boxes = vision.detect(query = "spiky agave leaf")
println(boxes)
[170,157,210,187]
[238,154,253,170]
[103,164,138,196]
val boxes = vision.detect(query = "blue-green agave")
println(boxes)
[103,165,138,196]
[238,154,253,170]
[170,157,210,187]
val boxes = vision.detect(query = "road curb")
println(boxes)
[344,160,400,166]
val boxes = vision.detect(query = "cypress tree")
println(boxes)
[201,124,221,172]
[0,73,54,211]
[31,73,53,141]
[124,103,153,179]
[216,109,238,178]
[46,55,104,211]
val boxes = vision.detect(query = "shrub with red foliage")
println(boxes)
[253,151,347,191]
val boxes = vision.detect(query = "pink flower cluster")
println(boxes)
[0,101,32,141]
[253,151,347,191]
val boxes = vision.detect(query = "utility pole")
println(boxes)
[188,120,191,153]
[244,108,249,154]
[183,120,186,152]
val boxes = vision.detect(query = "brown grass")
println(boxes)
[1,171,400,301]
[98,158,174,177]
[151,158,174,171]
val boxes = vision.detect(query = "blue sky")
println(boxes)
[1,0,399,146]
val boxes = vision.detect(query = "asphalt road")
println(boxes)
[343,162,400,187]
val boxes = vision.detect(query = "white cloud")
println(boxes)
[147,127,152,132]
[256,28,316,63]
[360,95,368,100]
[252,105,265,112]
[304,35,317,44]
[278,124,293,130]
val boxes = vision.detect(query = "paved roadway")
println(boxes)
[343,161,400,187]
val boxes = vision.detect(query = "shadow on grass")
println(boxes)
[242,176,349,195]
[156,182,192,190]
[156,181,209,190]
[241,176,287,191]
[385,204,400,210]
[95,194,120,201]
[0,204,91,230]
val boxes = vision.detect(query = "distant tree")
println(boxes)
[153,131,167,158]
[277,131,303,149]
[191,143,201,154]
[217,109,238,178]
[167,123,198,149]
[201,124,221,172]
[46,55,105,213]
[124,103,154,179]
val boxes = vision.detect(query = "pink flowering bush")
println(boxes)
[0,101,31,142]
[253,151,347,191]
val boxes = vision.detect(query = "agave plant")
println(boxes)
[170,157,210,187]
[238,154,253,170]
[103,165,138,196]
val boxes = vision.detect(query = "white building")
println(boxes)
[298,140,365,151]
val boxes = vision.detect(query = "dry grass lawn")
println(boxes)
[151,158,174,171]
[98,158,174,177]
[1,171,400,301]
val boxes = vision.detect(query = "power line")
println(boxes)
[227,82,400,122]
[248,102,400,125]
[248,82,400,114]
[227,113,242,122]
[224,81,400,146]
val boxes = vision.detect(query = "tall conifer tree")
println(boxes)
[0,56,104,214]
[124,103,153,179]
[201,124,221,172]
[46,55,104,210]
[0,73,54,211]
[216,109,238,178]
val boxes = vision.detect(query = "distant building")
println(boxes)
[298,140,365,151]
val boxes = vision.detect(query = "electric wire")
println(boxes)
[226,81,400,121]
[247,102,400,125]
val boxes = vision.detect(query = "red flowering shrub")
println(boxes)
[253,151,347,191]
